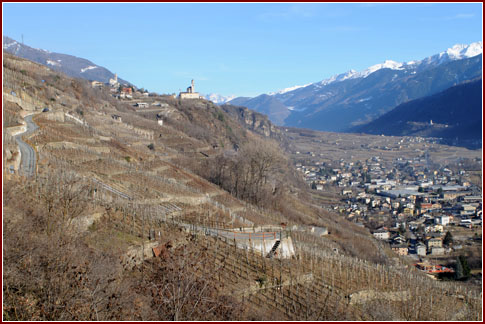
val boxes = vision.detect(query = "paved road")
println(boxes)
[15,114,38,177]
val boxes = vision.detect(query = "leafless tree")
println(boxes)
[137,243,245,321]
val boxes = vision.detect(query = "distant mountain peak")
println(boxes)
[268,83,312,95]
[444,41,482,59]
[231,40,481,132]
[318,60,405,87]
[204,93,236,104]
[315,41,482,88]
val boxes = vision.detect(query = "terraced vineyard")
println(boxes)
[3,53,481,321]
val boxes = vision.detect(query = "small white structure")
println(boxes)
[416,244,427,256]
[135,102,149,108]
[309,226,328,237]
[434,215,450,226]
[158,119,164,126]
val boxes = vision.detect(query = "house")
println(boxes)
[416,243,427,256]
[91,80,104,88]
[120,87,133,99]
[427,237,443,249]
[426,224,443,233]
[391,244,408,256]
[420,203,433,210]
[461,196,482,203]
[372,228,390,240]
[122,87,132,94]
[434,215,450,226]
[459,219,472,228]
[430,247,445,255]
[391,234,406,245]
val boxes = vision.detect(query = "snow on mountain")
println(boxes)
[80,65,98,73]
[3,39,18,49]
[204,93,236,104]
[268,83,312,95]
[420,41,482,66]
[46,60,61,67]
[311,41,483,89]
[358,60,404,77]
[445,41,482,59]
[319,70,358,86]
[317,60,404,87]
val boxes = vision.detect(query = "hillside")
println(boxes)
[3,53,482,321]
[229,43,482,132]
[3,36,131,85]
[352,79,482,149]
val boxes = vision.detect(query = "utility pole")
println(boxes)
[21,34,24,45]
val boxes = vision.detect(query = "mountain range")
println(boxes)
[228,42,482,132]
[4,35,482,148]
[3,36,130,86]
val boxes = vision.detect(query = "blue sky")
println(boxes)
[3,3,482,97]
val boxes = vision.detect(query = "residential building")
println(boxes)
[416,244,427,256]
[391,244,408,256]
[373,228,390,240]
[427,237,443,249]
[434,215,450,226]
[430,247,445,255]
[91,80,104,88]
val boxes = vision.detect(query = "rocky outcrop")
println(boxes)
[220,104,280,139]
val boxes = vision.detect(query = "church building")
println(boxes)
[179,79,201,99]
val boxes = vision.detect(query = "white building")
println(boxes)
[109,73,119,87]
[434,215,450,226]
[373,228,390,240]
[416,244,427,256]
[179,79,202,99]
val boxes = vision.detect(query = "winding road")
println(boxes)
[15,114,38,177]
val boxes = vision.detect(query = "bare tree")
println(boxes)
[137,243,245,321]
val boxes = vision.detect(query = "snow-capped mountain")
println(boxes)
[204,93,236,104]
[229,41,482,132]
[309,41,483,88]
[3,36,131,85]
[268,83,312,95]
